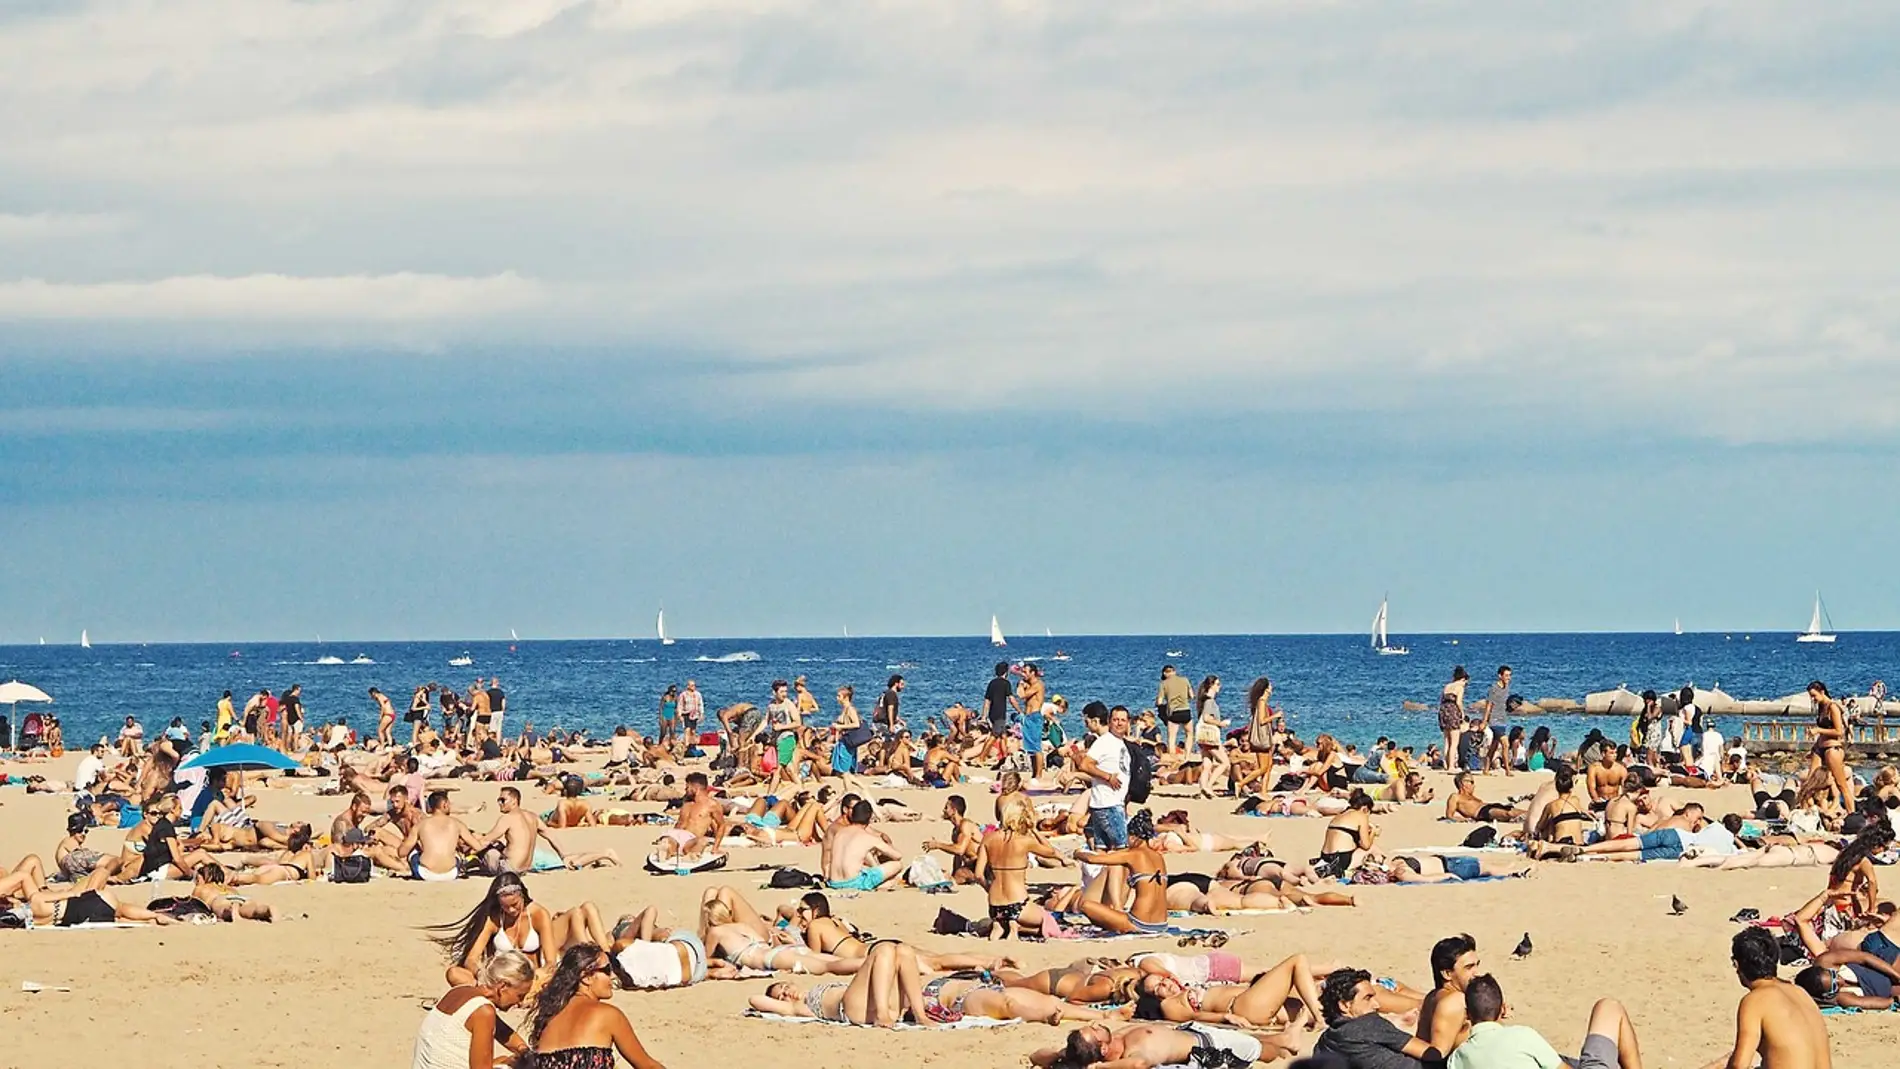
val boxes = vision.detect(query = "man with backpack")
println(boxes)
[1073,704,1132,848]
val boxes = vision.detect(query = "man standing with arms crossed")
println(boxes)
[1155,665,1192,756]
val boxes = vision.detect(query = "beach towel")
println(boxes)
[1171,908,1299,918]
[745,1011,1019,1030]
[643,851,729,876]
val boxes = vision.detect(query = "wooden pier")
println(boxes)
[1739,716,1900,757]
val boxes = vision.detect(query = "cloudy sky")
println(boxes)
[4,1,1897,641]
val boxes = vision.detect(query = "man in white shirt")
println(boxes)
[1074,704,1131,849]
[73,742,107,795]
[1449,974,1642,1069]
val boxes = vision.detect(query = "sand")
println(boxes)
[0,752,1889,1068]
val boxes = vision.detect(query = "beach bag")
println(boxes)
[1247,713,1275,752]
[1195,719,1221,747]
[831,740,855,774]
[1127,743,1158,805]
[767,867,821,889]
[931,907,974,936]
[1461,826,1499,849]
[331,855,372,884]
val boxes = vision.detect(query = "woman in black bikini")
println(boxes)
[1536,766,1594,846]
[228,824,319,886]
[974,797,1065,938]
[530,944,668,1068]
[1808,681,1857,810]
[1313,791,1378,879]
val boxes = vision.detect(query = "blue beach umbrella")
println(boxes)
[176,742,300,773]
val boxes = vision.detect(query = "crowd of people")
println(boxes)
[2,660,1890,1069]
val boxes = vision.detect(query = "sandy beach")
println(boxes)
[0,750,1888,1068]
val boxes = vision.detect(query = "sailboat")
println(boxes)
[80,629,90,649]
[990,615,1007,648]
[1045,627,1053,638]
[1796,592,1837,644]
[1371,598,1408,656]
[1673,618,1682,636]
[657,609,675,646]
[510,628,519,642]
[843,624,850,639]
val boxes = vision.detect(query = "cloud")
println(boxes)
[0,2,1896,445]
[0,272,544,322]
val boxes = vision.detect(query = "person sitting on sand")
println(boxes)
[413,949,534,1069]
[1132,952,1323,1029]
[749,939,930,1029]
[401,790,484,881]
[1033,1020,1296,1069]
[1417,934,1480,1056]
[823,798,907,892]
[1588,746,1631,807]
[528,944,668,1069]
[921,794,982,881]
[1703,928,1832,1069]
[116,793,220,882]
[1444,773,1524,824]
[1070,809,1172,934]
[55,812,117,883]
[431,873,612,987]
[1534,766,1595,845]
[1449,974,1644,1069]
[473,787,618,875]
[1314,968,1442,1068]
[1312,790,1381,879]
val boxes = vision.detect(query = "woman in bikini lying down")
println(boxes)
[183,863,274,921]
[749,940,931,1028]
[3,880,173,927]
[783,891,1019,973]
[430,872,612,987]
[1132,953,1324,1030]
[699,885,861,975]
[227,824,322,886]
[995,958,1143,1003]
[1164,872,1355,913]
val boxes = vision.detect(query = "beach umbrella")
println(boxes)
[0,680,52,750]
[176,742,300,773]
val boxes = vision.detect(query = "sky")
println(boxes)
[4,1,1899,642]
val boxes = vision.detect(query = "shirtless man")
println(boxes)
[328,791,375,845]
[922,795,982,882]
[1033,1021,1291,1069]
[825,798,907,892]
[474,786,618,874]
[1541,803,1705,862]
[655,772,728,863]
[398,790,481,881]
[1444,773,1524,823]
[1418,934,1481,1055]
[1703,928,1831,1069]
[1587,747,1630,806]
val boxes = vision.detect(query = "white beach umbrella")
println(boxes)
[0,680,53,750]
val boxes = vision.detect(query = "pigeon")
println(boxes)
[1512,933,1533,959]
[1671,895,1688,916]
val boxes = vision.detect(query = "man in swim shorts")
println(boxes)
[398,790,479,881]
[1034,1021,1283,1069]
[823,798,907,891]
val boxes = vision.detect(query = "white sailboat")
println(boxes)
[843,624,850,639]
[1371,598,1408,656]
[1045,627,1053,638]
[990,615,1007,648]
[510,628,519,642]
[657,609,675,646]
[80,629,90,649]
[1796,592,1837,643]
[1673,618,1682,636]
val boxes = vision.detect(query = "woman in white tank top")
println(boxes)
[413,951,534,1069]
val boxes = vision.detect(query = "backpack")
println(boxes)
[331,854,373,884]
[765,866,821,889]
[1126,742,1158,805]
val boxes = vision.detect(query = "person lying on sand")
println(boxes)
[226,824,321,885]
[699,885,860,975]
[1444,773,1526,823]
[1163,872,1355,913]
[1033,1019,1297,1069]
[1131,952,1323,1029]
[750,940,931,1028]
[1376,852,1531,883]
[189,863,274,922]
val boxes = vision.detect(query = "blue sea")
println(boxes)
[2,632,1893,753]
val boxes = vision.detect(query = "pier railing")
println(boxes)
[1740,716,1893,747]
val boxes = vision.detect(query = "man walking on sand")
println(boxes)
[1156,665,1192,755]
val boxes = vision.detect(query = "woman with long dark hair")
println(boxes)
[530,944,667,1068]
[1439,667,1469,772]
[1194,676,1230,799]
[427,873,612,987]
[1809,681,1857,810]
[1827,818,1893,917]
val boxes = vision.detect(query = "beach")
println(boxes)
[0,748,1889,1068]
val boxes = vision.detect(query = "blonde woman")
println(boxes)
[1195,676,1231,799]
[413,950,535,1069]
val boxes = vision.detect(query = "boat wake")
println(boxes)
[695,651,762,664]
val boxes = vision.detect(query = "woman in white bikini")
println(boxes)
[430,873,613,987]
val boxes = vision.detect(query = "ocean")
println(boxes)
[3,631,1892,753]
